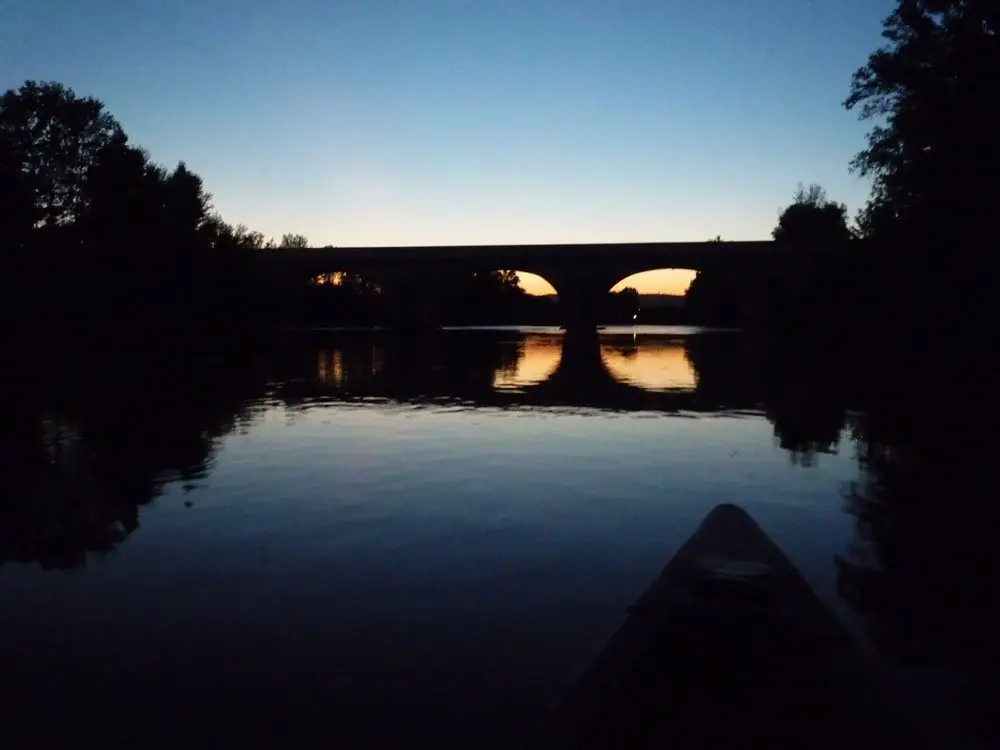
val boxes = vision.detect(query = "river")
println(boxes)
[0,326,988,747]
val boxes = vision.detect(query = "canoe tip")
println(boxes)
[700,503,756,527]
[708,502,747,514]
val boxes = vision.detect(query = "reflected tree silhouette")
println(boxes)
[835,359,999,745]
[751,336,852,466]
[1,342,266,569]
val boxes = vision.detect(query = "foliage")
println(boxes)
[0,78,286,339]
[0,139,36,251]
[613,286,639,300]
[682,237,743,326]
[477,269,523,295]
[0,81,126,230]
[772,184,852,243]
[845,0,1000,242]
[279,233,310,248]
[684,270,743,327]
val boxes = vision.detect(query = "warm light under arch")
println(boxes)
[610,269,697,296]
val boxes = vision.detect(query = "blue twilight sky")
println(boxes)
[2,0,891,293]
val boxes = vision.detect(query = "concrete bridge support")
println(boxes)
[538,268,621,334]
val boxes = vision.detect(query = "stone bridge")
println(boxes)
[256,241,850,329]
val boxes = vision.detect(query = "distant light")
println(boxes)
[633,314,637,320]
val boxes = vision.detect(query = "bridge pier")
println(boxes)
[542,269,617,334]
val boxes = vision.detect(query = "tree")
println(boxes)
[612,286,639,305]
[495,269,523,294]
[0,81,126,230]
[79,146,215,253]
[763,185,855,331]
[279,233,309,249]
[199,214,268,251]
[772,184,852,243]
[684,270,742,326]
[606,285,640,323]
[163,162,212,239]
[845,1,1000,242]
[0,139,36,251]
[81,143,166,245]
[469,269,523,297]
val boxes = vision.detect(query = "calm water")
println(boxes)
[0,327,972,747]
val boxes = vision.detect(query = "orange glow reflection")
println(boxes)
[493,336,562,390]
[316,348,345,386]
[601,337,696,391]
[316,346,384,385]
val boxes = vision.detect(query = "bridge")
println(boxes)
[256,240,851,329]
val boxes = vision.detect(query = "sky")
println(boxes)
[1,0,893,294]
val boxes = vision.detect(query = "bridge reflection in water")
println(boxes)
[271,327,759,414]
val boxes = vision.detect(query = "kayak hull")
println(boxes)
[531,504,923,749]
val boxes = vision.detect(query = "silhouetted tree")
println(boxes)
[0,138,36,251]
[681,237,748,326]
[772,184,852,244]
[0,81,126,231]
[163,162,212,240]
[606,286,640,322]
[279,233,309,248]
[228,224,269,250]
[492,269,522,293]
[684,239,743,327]
[0,139,38,333]
[0,78,284,336]
[436,269,525,324]
[200,215,269,251]
[756,185,857,332]
[846,1,999,244]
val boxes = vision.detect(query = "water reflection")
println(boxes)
[315,342,385,387]
[601,333,697,391]
[492,335,561,391]
[3,328,862,573]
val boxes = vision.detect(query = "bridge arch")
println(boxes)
[603,268,699,325]
[609,268,697,296]
[515,271,557,297]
